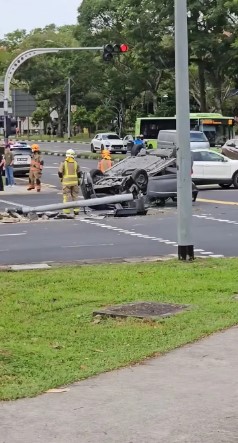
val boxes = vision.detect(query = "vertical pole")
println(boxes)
[67,77,71,139]
[4,98,8,144]
[175,0,194,260]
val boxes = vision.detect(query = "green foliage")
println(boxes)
[1,1,238,134]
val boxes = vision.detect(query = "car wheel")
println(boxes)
[148,144,153,150]
[90,169,104,184]
[219,183,232,189]
[131,169,148,191]
[91,144,96,153]
[192,192,198,202]
[233,172,238,188]
[101,144,104,152]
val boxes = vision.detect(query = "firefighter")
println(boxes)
[97,150,113,173]
[58,149,81,216]
[27,144,44,192]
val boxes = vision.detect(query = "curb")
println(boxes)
[0,138,90,144]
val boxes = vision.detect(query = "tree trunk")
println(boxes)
[198,62,207,112]
[152,93,158,114]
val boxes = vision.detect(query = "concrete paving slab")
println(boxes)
[9,263,51,271]
[1,327,238,443]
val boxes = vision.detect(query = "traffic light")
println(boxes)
[102,44,129,62]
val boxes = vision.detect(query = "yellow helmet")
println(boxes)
[102,149,111,160]
[32,144,40,152]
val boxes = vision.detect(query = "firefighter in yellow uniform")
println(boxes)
[58,149,81,216]
[27,144,44,192]
[97,150,113,173]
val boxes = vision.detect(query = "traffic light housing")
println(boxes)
[102,44,129,62]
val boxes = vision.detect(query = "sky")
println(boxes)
[1,0,81,38]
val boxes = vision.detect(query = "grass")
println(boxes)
[0,135,92,143]
[1,259,238,401]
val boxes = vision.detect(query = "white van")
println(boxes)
[157,130,210,151]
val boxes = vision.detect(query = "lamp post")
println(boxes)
[175,0,194,260]
[3,46,103,143]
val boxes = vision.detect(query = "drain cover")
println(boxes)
[93,301,188,319]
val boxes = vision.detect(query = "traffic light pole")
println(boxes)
[3,46,103,142]
[175,0,194,260]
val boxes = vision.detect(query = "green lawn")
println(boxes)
[1,259,238,401]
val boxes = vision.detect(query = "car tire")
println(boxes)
[80,181,92,200]
[219,183,232,189]
[101,144,104,152]
[148,144,153,150]
[233,172,238,188]
[90,169,104,184]
[131,169,148,191]
[91,144,96,153]
[192,192,198,202]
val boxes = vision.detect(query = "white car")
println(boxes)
[90,133,127,154]
[10,145,32,175]
[191,149,238,188]
[12,141,31,149]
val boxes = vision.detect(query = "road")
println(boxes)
[35,141,91,154]
[1,149,238,265]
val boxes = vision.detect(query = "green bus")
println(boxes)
[135,113,235,148]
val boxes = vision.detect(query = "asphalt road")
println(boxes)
[37,141,91,154]
[1,153,238,265]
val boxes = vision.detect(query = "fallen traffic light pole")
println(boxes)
[18,193,134,215]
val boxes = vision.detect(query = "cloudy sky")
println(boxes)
[1,0,81,37]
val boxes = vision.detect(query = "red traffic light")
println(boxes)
[120,44,129,52]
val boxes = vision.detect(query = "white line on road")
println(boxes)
[61,243,114,248]
[79,220,223,258]
[0,198,23,207]
[193,214,238,225]
[0,232,27,237]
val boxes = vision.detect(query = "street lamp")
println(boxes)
[175,0,194,260]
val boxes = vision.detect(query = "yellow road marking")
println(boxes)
[197,198,238,206]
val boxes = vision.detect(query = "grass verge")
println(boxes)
[1,259,238,401]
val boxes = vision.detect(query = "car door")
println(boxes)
[191,151,204,181]
[93,135,100,149]
[201,151,231,179]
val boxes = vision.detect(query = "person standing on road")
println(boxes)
[58,149,81,216]
[27,144,44,192]
[97,150,113,173]
[0,153,5,191]
[4,144,14,187]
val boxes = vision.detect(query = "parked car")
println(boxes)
[90,133,127,154]
[221,139,238,159]
[10,145,32,175]
[157,130,210,152]
[191,149,238,188]
[123,134,134,151]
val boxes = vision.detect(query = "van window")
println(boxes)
[190,132,207,142]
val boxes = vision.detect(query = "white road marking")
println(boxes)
[80,220,223,258]
[0,198,22,207]
[0,232,26,237]
[193,214,238,225]
[61,243,114,248]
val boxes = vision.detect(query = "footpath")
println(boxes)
[1,326,238,443]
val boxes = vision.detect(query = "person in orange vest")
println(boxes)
[97,150,113,173]
[27,144,44,192]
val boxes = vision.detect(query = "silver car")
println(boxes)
[10,146,32,176]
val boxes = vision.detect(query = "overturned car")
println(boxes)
[81,153,198,206]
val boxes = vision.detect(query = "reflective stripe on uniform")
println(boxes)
[62,160,78,186]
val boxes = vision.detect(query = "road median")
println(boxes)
[1,258,238,400]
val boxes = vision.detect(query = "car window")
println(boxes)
[104,134,120,140]
[199,151,224,162]
[190,132,207,142]
[192,151,202,161]
[11,148,32,155]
